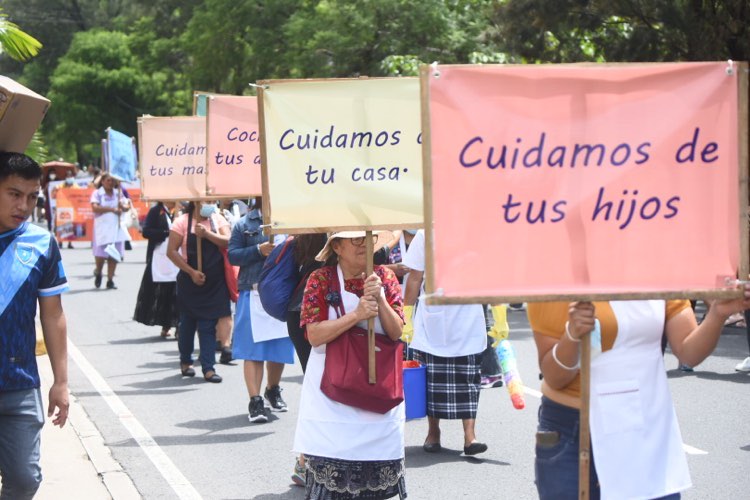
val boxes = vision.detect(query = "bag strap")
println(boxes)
[275,236,294,264]
[329,266,347,319]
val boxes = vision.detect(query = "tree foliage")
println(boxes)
[45,30,173,159]
[487,0,750,63]
[0,0,744,165]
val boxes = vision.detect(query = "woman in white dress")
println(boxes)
[90,173,129,289]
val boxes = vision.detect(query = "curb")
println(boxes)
[37,335,142,499]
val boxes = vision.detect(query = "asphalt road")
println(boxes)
[58,242,750,499]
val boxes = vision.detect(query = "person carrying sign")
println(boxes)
[293,231,407,499]
[528,291,750,499]
[0,153,70,499]
[167,201,231,383]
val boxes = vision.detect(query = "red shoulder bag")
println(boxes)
[320,270,404,414]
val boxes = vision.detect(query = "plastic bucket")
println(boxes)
[403,365,427,420]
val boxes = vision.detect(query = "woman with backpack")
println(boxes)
[228,197,295,424]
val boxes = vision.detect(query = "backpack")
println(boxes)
[258,236,299,321]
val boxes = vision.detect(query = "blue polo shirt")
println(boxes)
[0,222,68,391]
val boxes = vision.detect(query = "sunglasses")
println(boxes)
[348,234,379,247]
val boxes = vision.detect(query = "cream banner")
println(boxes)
[138,116,207,200]
[259,78,423,232]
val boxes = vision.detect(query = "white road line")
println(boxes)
[68,339,202,500]
[521,385,709,456]
[682,444,708,455]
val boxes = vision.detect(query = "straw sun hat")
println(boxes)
[315,231,384,262]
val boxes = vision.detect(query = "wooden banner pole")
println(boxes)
[579,332,591,500]
[366,230,376,384]
[196,205,203,273]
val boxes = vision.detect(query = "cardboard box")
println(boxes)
[0,75,50,153]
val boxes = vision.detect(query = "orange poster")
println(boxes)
[423,62,745,301]
[206,95,262,197]
[54,186,148,242]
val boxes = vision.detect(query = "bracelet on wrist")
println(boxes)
[564,321,581,343]
[552,343,580,371]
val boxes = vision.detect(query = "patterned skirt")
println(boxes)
[412,350,482,420]
[305,455,407,499]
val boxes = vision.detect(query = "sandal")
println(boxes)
[422,440,442,453]
[160,329,171,338]
[463,441,488,456]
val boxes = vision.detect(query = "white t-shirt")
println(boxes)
[403,230,486,357]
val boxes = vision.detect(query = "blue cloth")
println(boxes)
[232,290,294,363]
[228,209,268,291]
[535,397,681,500]
[0,388,44,499]
[178,311,217,375]
[0,222,68,392]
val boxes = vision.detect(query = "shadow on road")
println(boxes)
[251,486,305,499]
[667,369,750,384]
[108,336,174,345]
[176,413,267,431]
[404,445,510,468]
[109,431,272,447]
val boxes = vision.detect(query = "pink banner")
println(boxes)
[425,62,741,299]
[206,96,262,197]
[138,116,207,200]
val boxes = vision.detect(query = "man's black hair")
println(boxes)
[0,152,42,182]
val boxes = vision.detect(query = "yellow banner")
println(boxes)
[260,78,423,231]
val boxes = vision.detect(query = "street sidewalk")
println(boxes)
[35,351,141,499]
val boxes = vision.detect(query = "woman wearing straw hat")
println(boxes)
[528,289,750,499]
[294,231,407,499]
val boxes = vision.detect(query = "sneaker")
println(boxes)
[106,280,117,290]
[678,363,694,372]
[94,273,102,289]
[735,356,750,372]
[291,460,306,487]
[248,396,268,423]
[480,375,504,389]
[264,385,288,412]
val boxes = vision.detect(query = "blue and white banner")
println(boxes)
[107,128,137,182]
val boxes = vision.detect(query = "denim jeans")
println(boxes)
[0,388,44,500]
[178,311,218,375]
[535,397,681,500]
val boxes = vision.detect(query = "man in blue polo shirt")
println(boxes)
[0,152,69,499]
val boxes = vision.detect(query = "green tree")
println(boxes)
[181,0,301,93]
[46,30,173,163]
[283,0,487,78]
[486,0,750,63]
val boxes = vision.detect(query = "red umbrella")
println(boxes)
[41,161,77,186]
